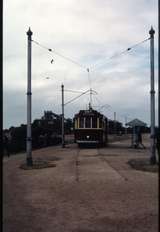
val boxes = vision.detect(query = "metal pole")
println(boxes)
[158,0,160,131]
[125,116,127,135]
[149,26,156,164]
[157,0,160,160]
[61,84,65,148]
[26,28,33,166]
[114,112,116,138]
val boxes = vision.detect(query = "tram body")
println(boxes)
[74,108,108,147]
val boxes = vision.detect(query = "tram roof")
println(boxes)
[74,109,106,118]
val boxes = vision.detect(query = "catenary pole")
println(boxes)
[61,84,65,148]
[26,28,33,166]
[158,0,160,131]
[157,0,160,160]
[125,116,127,135]
[149,26,156,164]
[114,112,116,138]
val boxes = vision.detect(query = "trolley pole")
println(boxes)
[26,28,33,166]
[149,26,156,164]
[61,84,65,148]
[90,88,92,109]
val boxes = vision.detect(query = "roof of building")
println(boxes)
[126,118,147,127]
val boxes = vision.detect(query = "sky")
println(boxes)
[3,0,158,129]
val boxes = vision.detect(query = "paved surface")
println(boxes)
[3,135,158,232]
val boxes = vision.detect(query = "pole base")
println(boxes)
[62,144,65,148]
[27,157,33,166]
[150,156,156,165]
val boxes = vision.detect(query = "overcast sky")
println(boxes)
[3,0,158,129]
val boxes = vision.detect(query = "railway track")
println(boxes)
[74,146,128,182]
[75,147,80,182]
[97,148,128,181]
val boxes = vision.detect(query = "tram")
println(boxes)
[73,106,108,147]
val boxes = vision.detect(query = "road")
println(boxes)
[3,135,158,232]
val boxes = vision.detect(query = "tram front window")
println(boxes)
[92,117,97,128]
[85,117,91,128]
[79,117,84,128]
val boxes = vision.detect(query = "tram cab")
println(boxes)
[74,107,108,147]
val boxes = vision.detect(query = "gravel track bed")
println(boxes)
[3,135,158,232]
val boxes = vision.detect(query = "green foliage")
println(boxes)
[7,112,73,153]
[9,125,26,153]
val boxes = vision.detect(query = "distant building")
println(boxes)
[126,118,148,148]
[126,118,147,128]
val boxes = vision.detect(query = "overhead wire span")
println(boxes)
[31,39,87,71]
[90,89,98,95]
[31,37,150,72]
[64,89,90,106]
[98,103,111,111]
[31,37,150,117]
[126,37,150,51]
[64,89,86,94]
[91,37,150,71]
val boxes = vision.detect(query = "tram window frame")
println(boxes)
[85,117,91,128]
[74,119,77,129]
[99,117,102,128]
[79,117,84,128]
[92,117,97,128]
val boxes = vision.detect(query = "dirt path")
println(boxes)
[3,136,158,232]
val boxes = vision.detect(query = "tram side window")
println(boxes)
[102,119,105,129]
[79,117,84,128]
[92,117,97,128]
[99,118,102,128]
[85,117,91,128]
[74,119,77,129]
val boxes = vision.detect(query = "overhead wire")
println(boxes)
[90,37,150,71]
[31,39,87,71]
[31,36,150,122]
[31,37,150,99]
[32,37,150,71]
[64,89,86,94]
[93,95,130,123]
[64,89,90,106]
[98,103,111,111]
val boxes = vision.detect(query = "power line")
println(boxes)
[98,103,111,111]
[32,37,150,72]
[93,95,132,122]
[31,39,87,71]
[91,37,150,71]
[31,37,150,117]
[64,89,90,106]
[64,89,85,94]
